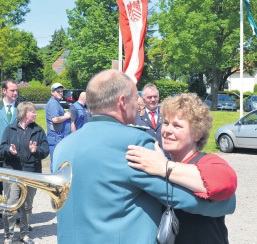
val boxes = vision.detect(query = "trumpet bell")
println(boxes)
[0,161,72,212]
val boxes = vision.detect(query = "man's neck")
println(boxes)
[3,97,14,105]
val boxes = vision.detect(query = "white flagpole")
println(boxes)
[240,0,244,118]
[118,26,123,71]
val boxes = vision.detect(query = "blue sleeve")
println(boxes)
[46,99,63,120]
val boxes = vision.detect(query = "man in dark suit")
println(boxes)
[0,79,18,221]
[135,84,166,152]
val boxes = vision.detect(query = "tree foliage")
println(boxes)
[4,31,44,81]
[0,27,23,80]
[67,0,119,88]
[0,0,30,27]
[148,0,257,110]
[42,27,69,85]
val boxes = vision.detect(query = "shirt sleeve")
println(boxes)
[192,154,237,201]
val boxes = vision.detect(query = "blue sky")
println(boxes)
[18,1,158,48]
[18,0,75,48]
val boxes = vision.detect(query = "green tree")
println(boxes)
[67,0,119,87]
[42,27,69,85]
[5,31,44,81]
[0,27,23,81]
[148,0,257,110]
[0,0,30,27]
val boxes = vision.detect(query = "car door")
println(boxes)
[233,111,257,148]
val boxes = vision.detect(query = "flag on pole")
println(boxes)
[117,0,148,83]
[243,0,257,37]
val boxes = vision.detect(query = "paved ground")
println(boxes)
[0,149,257,243]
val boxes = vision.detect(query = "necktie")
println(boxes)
[6,105,12,123]
[149,111,156,129]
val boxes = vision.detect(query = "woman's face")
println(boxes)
[161,114,197,157]
[25,109,37,124]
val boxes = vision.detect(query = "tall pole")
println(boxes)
[118,26,123,71]
[240,0,244,118]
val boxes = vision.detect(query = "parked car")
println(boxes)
[218,91,240,108]
[214,109,257,152]
[60,89,84,109]
[204,94,237,111]
[243,95,257,112]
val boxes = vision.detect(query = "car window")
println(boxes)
[243,111,257,125]
[218,94,232,101]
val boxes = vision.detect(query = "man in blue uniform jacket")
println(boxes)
[53,69,235,244]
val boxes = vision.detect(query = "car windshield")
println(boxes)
[218,94,232,101]
[251,96,257,101]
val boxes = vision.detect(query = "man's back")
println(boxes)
[53,116,163,244]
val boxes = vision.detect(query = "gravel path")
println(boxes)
[0,149,256,243]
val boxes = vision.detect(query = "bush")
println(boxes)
[155,79,188,102]
[19,86,51,102]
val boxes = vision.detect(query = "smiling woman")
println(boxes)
[126,93,237,243]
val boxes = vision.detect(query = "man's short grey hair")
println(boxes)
[142,83,159,97]
[86,69,133,114]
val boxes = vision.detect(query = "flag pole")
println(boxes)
[240,0,244,118]
[118,26,123,71]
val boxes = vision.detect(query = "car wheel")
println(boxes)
[218,135,234,153]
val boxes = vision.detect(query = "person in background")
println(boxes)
[52,70,235,244]
[137,96,145,114]
[0,79,18,222]
[0,102,49,244]
[45,83,71,172]
[126,93,237,243]
[135,83,170,159]
[69,91,90,132]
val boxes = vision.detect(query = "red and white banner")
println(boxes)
[117,0,148,83]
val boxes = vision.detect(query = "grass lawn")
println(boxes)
[35,109,245,154]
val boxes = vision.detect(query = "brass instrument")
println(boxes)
[0,161,72,212]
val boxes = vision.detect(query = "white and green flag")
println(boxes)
[243,0,257,37]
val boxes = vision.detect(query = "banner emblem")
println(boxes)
[127,0,141,22]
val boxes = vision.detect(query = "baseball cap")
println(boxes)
[51,83,63,91]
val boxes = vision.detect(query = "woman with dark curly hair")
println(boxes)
[126,93,237,244]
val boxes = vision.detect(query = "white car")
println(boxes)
[214,109,257,152]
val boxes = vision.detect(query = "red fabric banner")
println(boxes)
[117,0,148,83]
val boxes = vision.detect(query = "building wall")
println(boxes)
[227,71,257,92]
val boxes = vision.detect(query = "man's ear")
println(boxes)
[118,95,127,110]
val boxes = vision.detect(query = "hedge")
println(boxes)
[155,80,188,102]
[18,86,51,102]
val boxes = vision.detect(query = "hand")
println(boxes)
[29,141,37,153]
[64,111,71,119]
[9,144,17,155]
[126,141,168,177]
